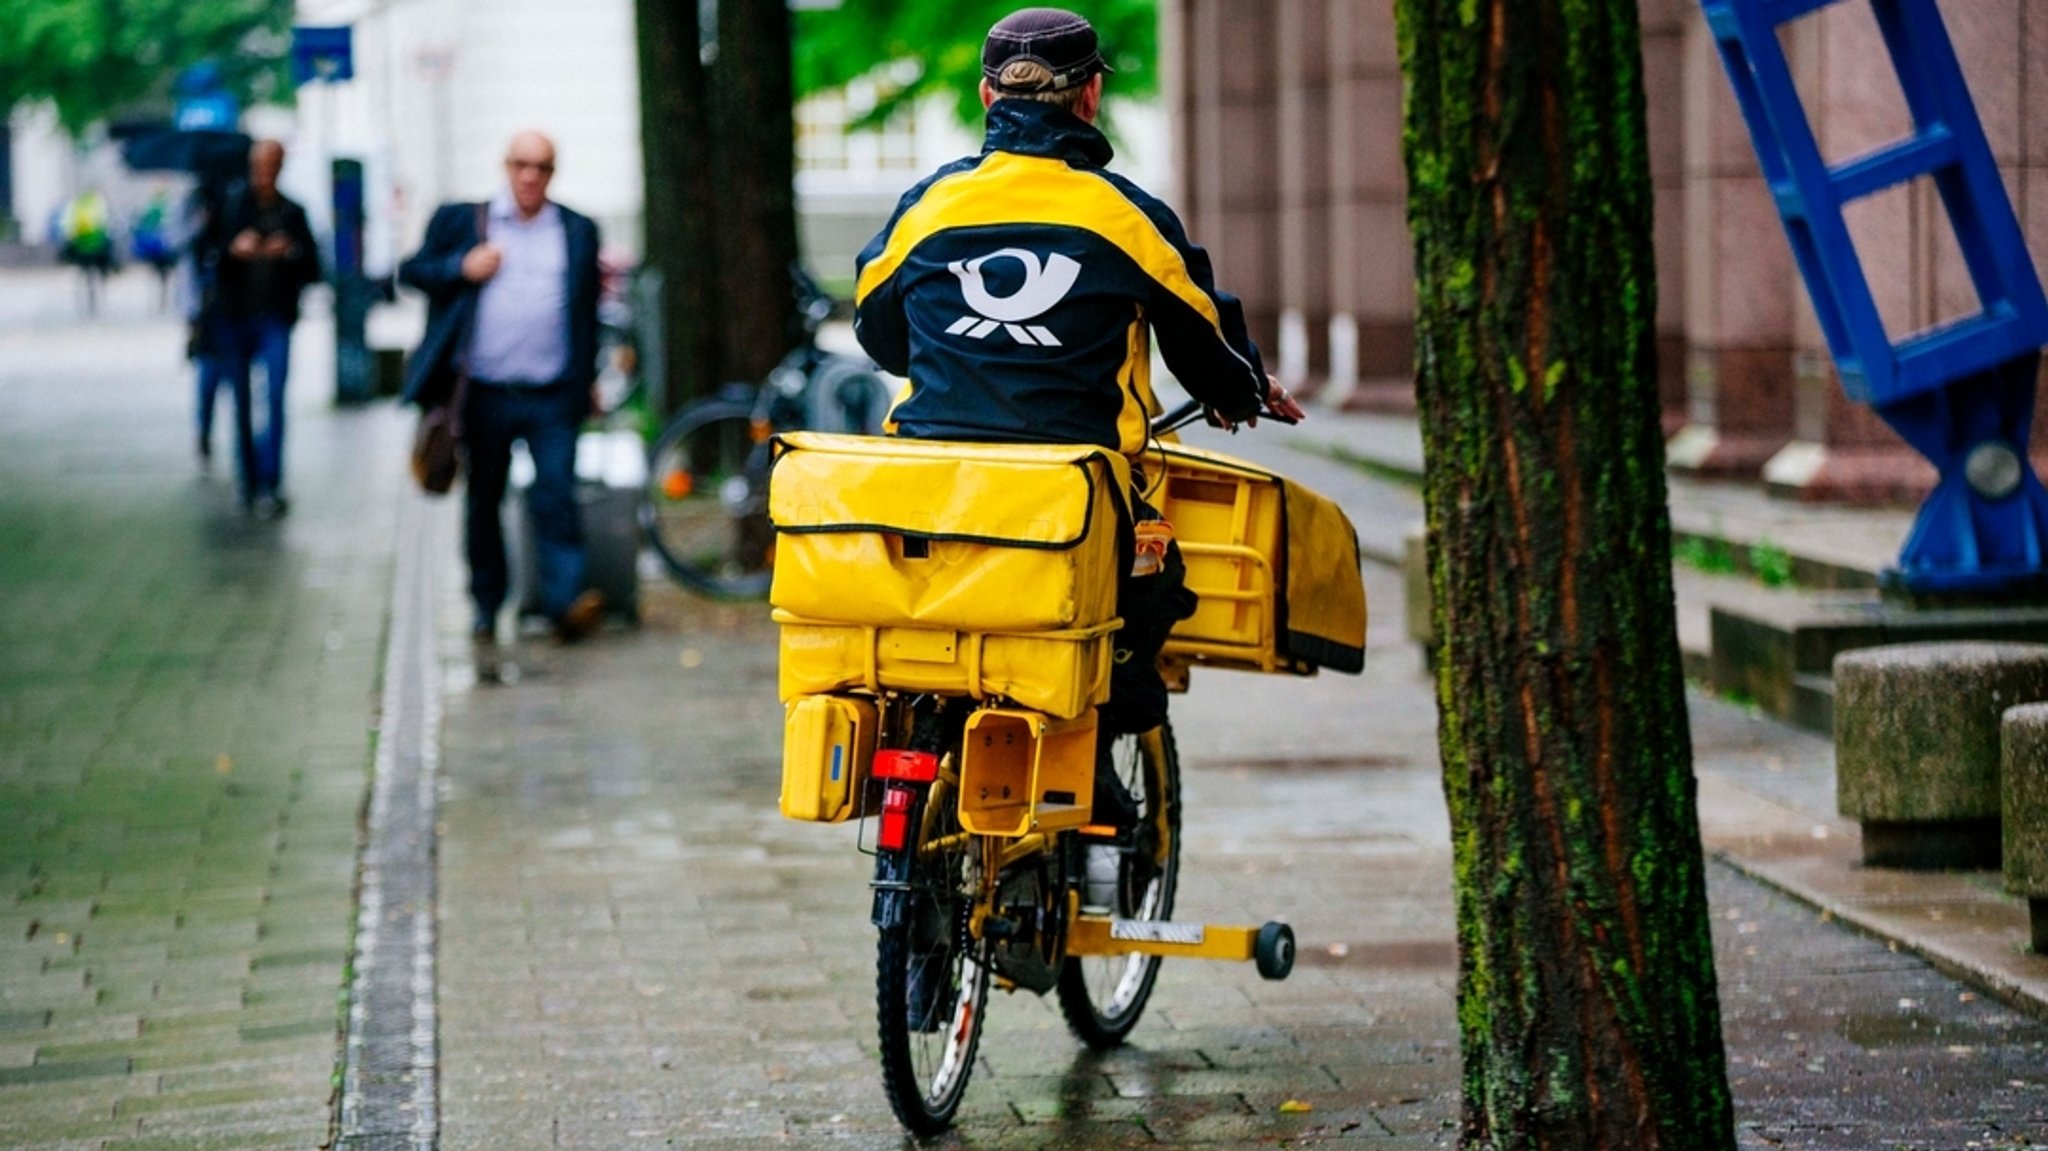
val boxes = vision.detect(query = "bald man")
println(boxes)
[400,131,605,665]
[200,138,321,516]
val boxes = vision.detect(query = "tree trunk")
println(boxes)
[1394,1,1735,1148]
[633,0,721,415]
[711,0,802,384]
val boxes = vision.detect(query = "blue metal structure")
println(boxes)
[1700,0,2048,594]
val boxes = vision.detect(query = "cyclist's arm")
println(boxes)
[851,235,910,376]
[1110,182,1266,423]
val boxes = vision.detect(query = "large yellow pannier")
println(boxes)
[768,433,1130,718]
[1144,443,1367,677]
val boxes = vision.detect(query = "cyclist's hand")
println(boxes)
[461,243,502,283]
[1263,375,1306,424]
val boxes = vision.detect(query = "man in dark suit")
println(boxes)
[400,130,605,666]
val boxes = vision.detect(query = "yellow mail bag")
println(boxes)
[767,433,1131,718]
[768,433,1128,632]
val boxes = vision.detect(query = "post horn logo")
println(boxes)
[945,248,1081,347]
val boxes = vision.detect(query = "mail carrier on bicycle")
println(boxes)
[851,5,1309,840]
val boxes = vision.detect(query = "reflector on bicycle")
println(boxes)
[877,784,917,851]
[873,748,941,783]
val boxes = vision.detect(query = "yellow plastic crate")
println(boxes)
[1147,444,1367,677]
[1151,449,1287,671]
[957,707,1098,837]
[774,612,1116,720]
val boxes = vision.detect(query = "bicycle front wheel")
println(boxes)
[876,782,990,1136]
[1056,722,1182,1048]
[640,399,775,599]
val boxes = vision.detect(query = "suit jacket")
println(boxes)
[398,199,602,411]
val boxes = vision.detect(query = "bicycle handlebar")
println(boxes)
[1150,395,1300,437]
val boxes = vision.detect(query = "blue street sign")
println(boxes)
[292,26,355,85]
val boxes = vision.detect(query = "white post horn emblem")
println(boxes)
[945,248,1081,346]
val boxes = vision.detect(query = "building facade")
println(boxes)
[1165,0,2048,503]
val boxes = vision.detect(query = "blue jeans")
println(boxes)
[463,382,586,627]
[194,353,225,448]
[214,314,294,501]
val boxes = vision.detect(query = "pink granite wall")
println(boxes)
[1166,0,2048,504]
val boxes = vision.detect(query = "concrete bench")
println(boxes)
[1835,641,2048,869]
[2003,702,2048,952]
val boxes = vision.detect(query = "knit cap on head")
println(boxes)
[982,7,1112,93]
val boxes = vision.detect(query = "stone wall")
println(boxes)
[1166,0,2048,503]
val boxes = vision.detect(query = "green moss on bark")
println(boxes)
[1394,0,1736,1147]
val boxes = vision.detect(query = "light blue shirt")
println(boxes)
[466,189,569,384]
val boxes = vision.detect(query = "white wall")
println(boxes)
[295,0,643,265]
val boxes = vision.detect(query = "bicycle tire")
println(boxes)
[1055,721,1183,1048]
[639,399,776,599]
[805,359,896,437]
[876,780,990,1136]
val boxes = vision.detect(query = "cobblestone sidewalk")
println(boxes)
[0,299,408,1149]
[434,566,2048,1149]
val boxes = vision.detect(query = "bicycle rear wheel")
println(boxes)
[1056,722,1182,1048]
[640,399,775,599]
[876,782,989,1136]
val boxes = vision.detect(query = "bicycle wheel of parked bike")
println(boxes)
[876,780,990,1136]
[1056,721,1182,1049]
[804,360,896,436]
[641,397,776,599]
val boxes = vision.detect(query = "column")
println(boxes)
[1323,0,1411,411]
[1275,0,1332,395]
[1669,12,1797,479]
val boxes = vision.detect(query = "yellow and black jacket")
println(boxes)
[854,99,1267,457]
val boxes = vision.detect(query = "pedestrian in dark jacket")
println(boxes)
[197,139,321,517]
[399,130,606,671]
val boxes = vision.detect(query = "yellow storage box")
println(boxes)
[958,707,1098,837]
[780,693,878,822]
[768,432,1129,632]
[1145,444,1367,676]
[768,433,1129,717]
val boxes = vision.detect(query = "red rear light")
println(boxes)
[878,785,916,850]
[873,749,940,783]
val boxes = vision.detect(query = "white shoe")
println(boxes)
[1083,844,1121,914]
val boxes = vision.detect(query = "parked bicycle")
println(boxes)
[769,396,1369,1135]
[640,268,895,598]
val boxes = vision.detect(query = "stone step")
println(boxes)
[1711,595,2048,734]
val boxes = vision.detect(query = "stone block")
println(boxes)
[1835,641,2048,868]
[2000,702,2048,952]
[1401,526,1431,653]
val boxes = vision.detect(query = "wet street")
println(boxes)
[2,271,2046,1148]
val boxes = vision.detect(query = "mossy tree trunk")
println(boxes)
[1394,1,1735,1147]
[633,0,721,415]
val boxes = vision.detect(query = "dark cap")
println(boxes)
[982,7,1113,94]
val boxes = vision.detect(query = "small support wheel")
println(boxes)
[1254,922,1295,981]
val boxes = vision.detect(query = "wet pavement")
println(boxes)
[0,269,409,1148]
[1,270,2045,1148]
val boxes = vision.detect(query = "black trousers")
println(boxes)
[1097,495,1198,739]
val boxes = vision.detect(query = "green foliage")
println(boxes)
[1673,533,1738,576]
[1749,539,1795,588]
[0,0,295,135]
[793,0,1157,129]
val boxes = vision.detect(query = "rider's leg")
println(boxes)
[1093,497,1197,826]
